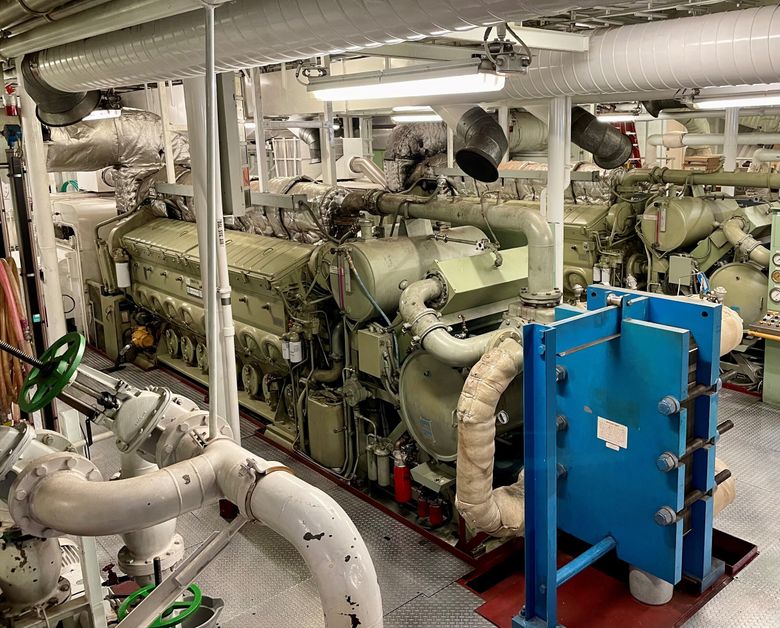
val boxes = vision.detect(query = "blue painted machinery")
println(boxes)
[516,286,729,627]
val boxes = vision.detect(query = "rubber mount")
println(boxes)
[19,332,86,413]
[117,583,203,628]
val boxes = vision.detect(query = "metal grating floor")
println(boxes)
[81,351,780,627]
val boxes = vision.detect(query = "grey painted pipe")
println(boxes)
[399,277,496,367]
[618,167,780,190]
[354,192,557,296]
[0,0,66,31]
[721,218,770,268]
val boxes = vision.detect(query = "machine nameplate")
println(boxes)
[597,416,628,451]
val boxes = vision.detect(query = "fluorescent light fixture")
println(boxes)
[391,114,443,123]
[693,94,780,110]
[83,108,121,121]
[392,105,434,112]
[596,114,639,123]
[308,60,505,101]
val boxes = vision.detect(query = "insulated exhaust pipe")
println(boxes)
[570,106,633,170]
[20,52,101,127]
[434,105,508,183]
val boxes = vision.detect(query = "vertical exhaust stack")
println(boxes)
[570,106,633,170]
[20,52,100,127]
[434,105,509,183]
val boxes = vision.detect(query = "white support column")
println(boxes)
[249,67,270,193]
[723,107,739,196]
[319,58,337,185]
[183,78,227,423]
[546,96,571,293]
[498,105,510,163]
[19,71,107,628]
[446,126,455,168]
[157,81,177,184]
[17,73,66,344]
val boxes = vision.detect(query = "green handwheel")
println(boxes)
[18,332,86,413]
[117,583,203,628]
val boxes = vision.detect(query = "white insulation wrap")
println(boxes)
[502,5,780,99]
[31,0,616,92]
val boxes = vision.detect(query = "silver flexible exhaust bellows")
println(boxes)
[20,52,100,127]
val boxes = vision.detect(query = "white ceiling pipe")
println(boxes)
[499,5,780,101]
[0,0,68,31]
[753,148,780,163]
[27,0,622,92]
[648,132,780,148]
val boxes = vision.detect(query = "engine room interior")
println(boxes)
[0,2,779,628]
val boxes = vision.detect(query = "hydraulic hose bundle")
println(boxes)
[0,258,31,418]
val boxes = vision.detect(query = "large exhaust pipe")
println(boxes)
[570,107,633,169]
[20,52,100,126]
[434,105,509,183]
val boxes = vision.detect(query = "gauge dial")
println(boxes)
[773,270,780,283]
[774,252,780,267]
[771,288,780,304]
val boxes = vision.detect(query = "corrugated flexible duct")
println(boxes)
[25,0,619,92]
[499,5,780,100]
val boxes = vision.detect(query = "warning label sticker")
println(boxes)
[597,416,628,451]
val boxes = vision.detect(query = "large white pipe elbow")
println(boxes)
[205,438,383,628]
[13,437,382,628]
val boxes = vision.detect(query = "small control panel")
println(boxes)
[750,312,780,339]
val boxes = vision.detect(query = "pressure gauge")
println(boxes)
[771,288,780,304]
[773,270,780,283]
[774,252,780,267]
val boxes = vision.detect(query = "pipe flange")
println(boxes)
[118,533,185,579]
[9,453,102,538]
[155,411,233,467]
[0,423,34,480]
[423,272,448,309]
[520,288,562,308]
[115,387,172,455]
[485,328,522,353]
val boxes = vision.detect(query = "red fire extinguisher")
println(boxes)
[429,499,444,527]
[393,449,412,504]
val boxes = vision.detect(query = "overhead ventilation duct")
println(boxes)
[570,106,633,169]
[434,105,509,183]
[21,0,620,93]
[20,52,99,127]
[500,5,780,100]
